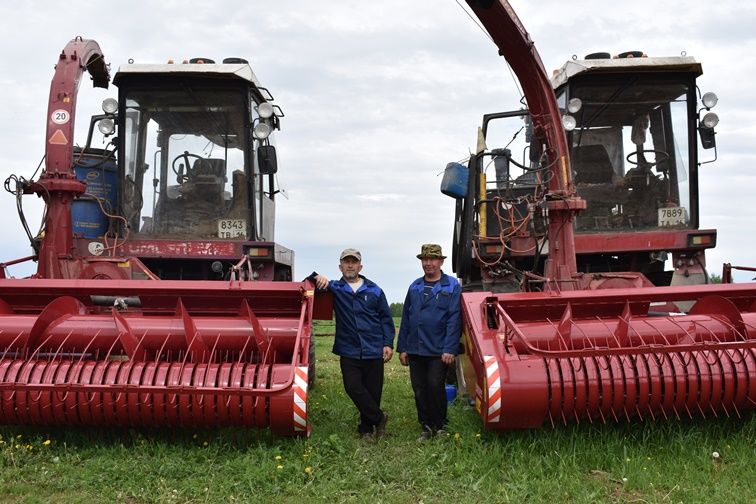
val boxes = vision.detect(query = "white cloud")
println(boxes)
[0,0,753,300]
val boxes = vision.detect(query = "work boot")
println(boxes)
[375,411,389,438]
[416,427,433,442]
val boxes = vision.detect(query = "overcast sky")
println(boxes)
[0,1,754,302]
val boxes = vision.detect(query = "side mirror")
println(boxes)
[257,145,278,175]
[698,126,716,150]
[491,148,511,186]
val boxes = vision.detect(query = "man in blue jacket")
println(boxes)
[313,248,395,438]
[397,244,461,440]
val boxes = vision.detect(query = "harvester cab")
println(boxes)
[447,52,720,294]
[76,58,290,282]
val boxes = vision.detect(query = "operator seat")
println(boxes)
[572,144,615,184]
[189,158,226,183]
[154,158,228,237]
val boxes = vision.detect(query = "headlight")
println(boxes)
[254,121,272,139]
[562,115,577,131]
[702,112,719,129]
[257,101,274,119]
[702,92,718,109]
[102,98,118,114]
[98,117,115,135]
[567,98,582,114]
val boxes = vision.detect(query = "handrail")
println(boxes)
[493,302,756,359]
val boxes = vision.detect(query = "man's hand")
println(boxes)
[399,352,409,366]
[383,346,393,363]
[314,274,329,290]
[441,353,456,365]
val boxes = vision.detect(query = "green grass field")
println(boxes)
[1,321,754,503]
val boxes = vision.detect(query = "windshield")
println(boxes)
[121,86,251,240]
[566,78,692,232]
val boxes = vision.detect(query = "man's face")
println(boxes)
[339,256,363,281]
[421,257,444,278]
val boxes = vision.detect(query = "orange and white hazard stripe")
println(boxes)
[293,366,308,432]
[484,355,501,424]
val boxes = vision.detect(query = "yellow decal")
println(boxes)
[479,173,487,236]
[561,156,568,188]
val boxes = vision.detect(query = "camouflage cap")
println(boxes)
[339,248,362,261]
[416,243,446,259]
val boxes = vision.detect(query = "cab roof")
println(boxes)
[551,56,703,89]
[113,63,263,87]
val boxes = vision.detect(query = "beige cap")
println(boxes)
[416,243,446,259]
[339,248,362,261]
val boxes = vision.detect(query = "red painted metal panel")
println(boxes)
[120,240,242,258]
[460,285,756,430]
[0,279,313,434]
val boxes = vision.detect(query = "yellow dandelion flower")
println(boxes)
[193,434,198,440]
[16,435,22,439]
[42,440,51,446]
[475,433,481,438]
[276,465,284,470]
[454,432,461,440]
[275,455,282,460]
[304,467,313,474]
[203,441,208,447]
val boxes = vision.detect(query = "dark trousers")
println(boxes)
[408,355,448,431]
[340,356,384,434]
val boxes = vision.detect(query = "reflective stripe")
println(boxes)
[293,366,308,431]
[485,356,501,423]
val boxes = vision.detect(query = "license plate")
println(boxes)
[218,219,246,238]
[658,207,687,227]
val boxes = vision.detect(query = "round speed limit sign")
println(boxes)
[51,109,70,124]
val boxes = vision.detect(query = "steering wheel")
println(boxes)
[625,149,669,168]
[171,152,204,184]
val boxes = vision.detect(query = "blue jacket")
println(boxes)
[315,274,395,359]
[397,272,461,356]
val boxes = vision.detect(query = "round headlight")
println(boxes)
[702,112,719,129]
[254,121,272,139]
[98,117,115,135]
[702,92,718,109]
[257,101,274,119]
[102,97,118,115]
[562,114,577,131]
[567,97,582,114]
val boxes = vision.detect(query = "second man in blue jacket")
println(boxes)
[397,244,461,440]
